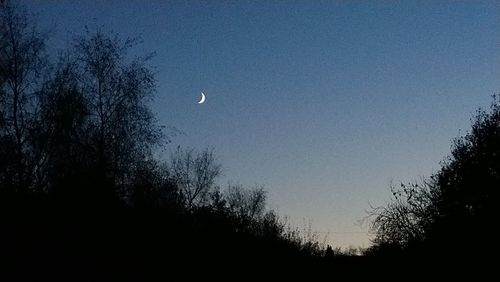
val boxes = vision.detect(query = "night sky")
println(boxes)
[24,0,500,248]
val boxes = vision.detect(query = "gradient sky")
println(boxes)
[23,0,500,248]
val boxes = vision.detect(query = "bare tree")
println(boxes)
[169,147,221,210]
[69,30,162,201]
[225,184,266,222]
[0,3,46,194]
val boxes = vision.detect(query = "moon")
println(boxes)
[198,92,206,104]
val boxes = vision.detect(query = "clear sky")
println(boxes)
[23,0,500,248]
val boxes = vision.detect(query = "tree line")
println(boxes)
[1,4,342,274]
[2,2,498,275]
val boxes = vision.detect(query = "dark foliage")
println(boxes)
[369,96,500,258]
[2,4,358,277]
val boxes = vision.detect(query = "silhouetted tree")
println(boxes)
[69,30,162,205]
[225,184,266,222]
[0,3,46,197]
[169,147,221,210]
[369,95,500,257]
[223,184,268,235]
[35,58,88,200]
[19,29,164,206]
[368,180,438,250]
[430,96,500,253]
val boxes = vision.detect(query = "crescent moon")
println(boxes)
[198,92,206,104]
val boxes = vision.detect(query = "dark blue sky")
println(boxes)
[24,0,500,247]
